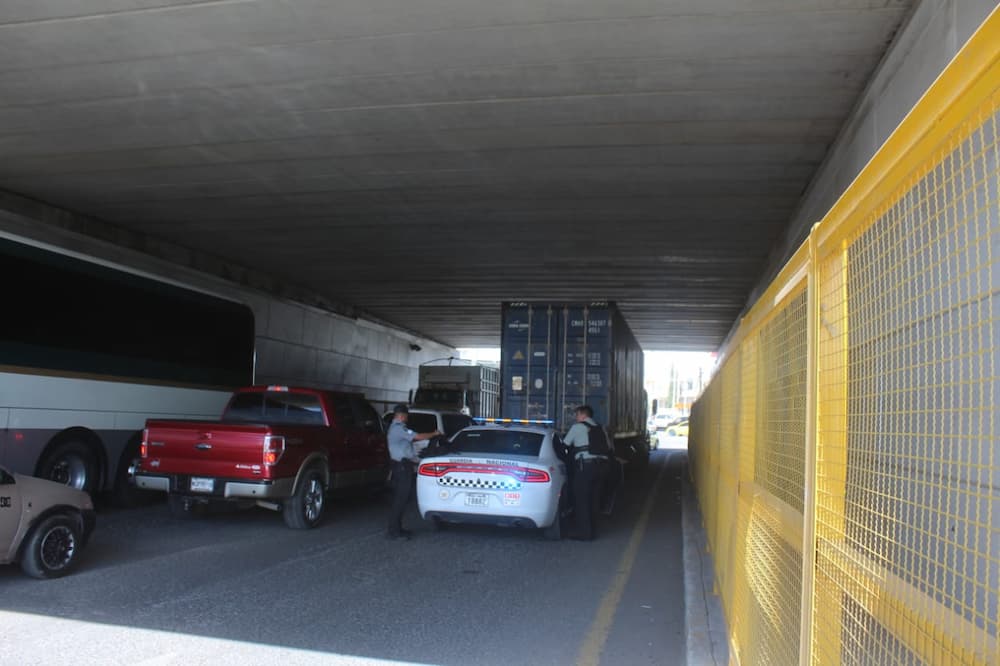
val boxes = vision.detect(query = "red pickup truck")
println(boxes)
[132,386,389,528]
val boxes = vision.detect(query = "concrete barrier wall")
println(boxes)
[248,293,455,408]
[747,0,999,317]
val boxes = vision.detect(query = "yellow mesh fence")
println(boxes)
[757,289,809,514]
[688,10,999,665]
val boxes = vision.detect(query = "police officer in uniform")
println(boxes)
[386,404,441,540]
[562,404,610,540]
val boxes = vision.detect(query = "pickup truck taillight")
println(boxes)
[140,428,149,458]
[263,435,285,466]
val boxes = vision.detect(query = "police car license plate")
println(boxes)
[465,493,489,507]
[190,477,214,493]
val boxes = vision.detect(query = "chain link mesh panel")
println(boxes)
[757,290,809,513]
[813,92,999,666]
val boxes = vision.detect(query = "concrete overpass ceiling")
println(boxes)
[0,0,914,349]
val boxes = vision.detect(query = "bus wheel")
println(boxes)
[38,441,100,495]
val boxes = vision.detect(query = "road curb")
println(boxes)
[680,462,729,666]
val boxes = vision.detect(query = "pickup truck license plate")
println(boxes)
[465,493,489,507]
[190,477,214,493]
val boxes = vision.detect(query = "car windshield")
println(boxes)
[413,388,462,405]
[451,429,544,457]
[406,413,438,433]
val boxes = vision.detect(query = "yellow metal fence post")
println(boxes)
[799,233,821,665]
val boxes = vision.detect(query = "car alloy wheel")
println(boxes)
[40,525,77,571]
[303,478,324,522]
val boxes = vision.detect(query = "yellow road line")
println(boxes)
[577,455,670,666]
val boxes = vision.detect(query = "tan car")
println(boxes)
[1,466,95,578]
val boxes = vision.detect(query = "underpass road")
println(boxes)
[1,448,688,665]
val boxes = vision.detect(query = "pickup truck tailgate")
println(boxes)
[143,420,271,478]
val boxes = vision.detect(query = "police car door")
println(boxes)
[0,469,23,558]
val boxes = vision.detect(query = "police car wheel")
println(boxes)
[543,515,562,540]
[544,489,567,540]
[283,468,326,529]
[21,513,82,579]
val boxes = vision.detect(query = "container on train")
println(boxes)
[500,302,648,464]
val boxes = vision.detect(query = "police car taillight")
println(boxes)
[519,468,551,483]
[140,428,149,458]
[419,463,451,477]
[263,435,285,466]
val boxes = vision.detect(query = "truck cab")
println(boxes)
[411,360,500,418]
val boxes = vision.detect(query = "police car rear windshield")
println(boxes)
[451,430,544,457]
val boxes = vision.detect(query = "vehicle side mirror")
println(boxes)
[364,419,380,433]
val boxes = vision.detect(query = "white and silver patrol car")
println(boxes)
[1,465,96,578]
[416,421,568,539]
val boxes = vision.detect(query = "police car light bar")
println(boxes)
[473,417,555,425]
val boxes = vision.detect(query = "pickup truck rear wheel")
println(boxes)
[283,469,326,529]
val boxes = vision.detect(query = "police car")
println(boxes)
[416,420,568,539]
[0,465,95,578]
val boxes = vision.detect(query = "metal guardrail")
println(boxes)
[689,8,1000,665]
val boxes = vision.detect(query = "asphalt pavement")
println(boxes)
[1,445,690,666]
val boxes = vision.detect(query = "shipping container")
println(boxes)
[500,302,648,463]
